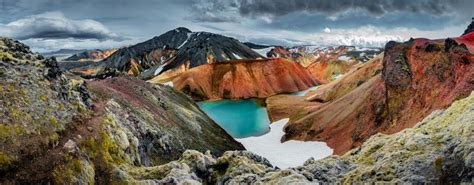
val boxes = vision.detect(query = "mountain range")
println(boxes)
[0,19,473,184]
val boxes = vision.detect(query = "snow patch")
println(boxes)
[237,118,333,169]
[162,81,173,87]
[232,52,243,59]
[154,64,165,76]
[338,55,351,61]
[178,33,193,49]
[253,47,273,57]
[291,86,319,96]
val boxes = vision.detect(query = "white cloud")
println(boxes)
[0,11,123,41]
[205,23,466,48]
[323,27,331,33]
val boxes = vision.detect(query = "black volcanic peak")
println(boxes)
[101,27,192,71]
[159,31,263,74]
[463,17,474,35]
[74,27,263,79]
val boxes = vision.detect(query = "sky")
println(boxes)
[0,0,472,52]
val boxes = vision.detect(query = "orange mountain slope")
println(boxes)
[172,58,319,100]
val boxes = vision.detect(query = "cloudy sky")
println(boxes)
[0,0,472,52]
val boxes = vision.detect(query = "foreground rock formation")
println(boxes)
[82,92,474,184]
[171,58,319,100]
[0,37,243,183]
[272,33,474,155]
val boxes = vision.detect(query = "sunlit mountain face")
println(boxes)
[1,0,474,184]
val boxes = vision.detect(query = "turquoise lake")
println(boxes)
[198,99,270,138]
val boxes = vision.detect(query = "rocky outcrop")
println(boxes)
[64,48,119,62]
[0,37,243,183]
[278,35,473,155]
[95,92,474,183]
[171,58,319,100]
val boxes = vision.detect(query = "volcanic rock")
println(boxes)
[0,37,243,183]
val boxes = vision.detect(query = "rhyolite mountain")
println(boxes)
[245,44,382,83]
[73,27,263,80]
[0,37,243,183]
[171,58,319,100]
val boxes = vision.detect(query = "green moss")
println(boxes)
[19,88,27,96]
[49,132,60,143]
[0,124,12,140]
[72,100,87,112]
[80,138,99,157]
[79,115,128,165]
[355,144,382,165]
[434,157,443,170]
[58,103,65,111]
[0,123,26,141]
[52,158,93,184]
[100,131,127,164]
[72,159,83,173]
[0,150,12,168]
[39,95,48,101]
[0,51,15,61]
[49,116,58,126]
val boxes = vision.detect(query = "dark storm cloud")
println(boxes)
[186,0,239,22]
[190,0,473,22]
[235,0,460,17]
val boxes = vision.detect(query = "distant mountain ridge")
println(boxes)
[73,27,263,80]
[64,48,119,62]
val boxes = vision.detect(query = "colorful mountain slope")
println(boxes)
[277,34,473,155]
[266,54,383,122]
[170,58,319,100]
